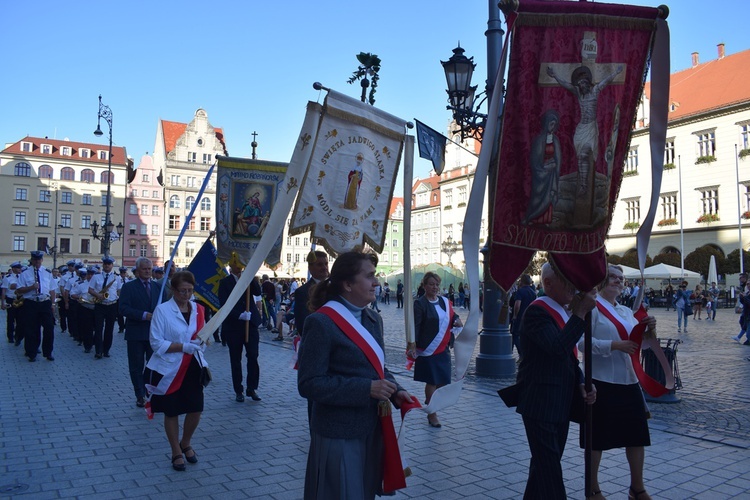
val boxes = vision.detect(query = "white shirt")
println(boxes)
[88,271,122,303]
[17,266,54,300]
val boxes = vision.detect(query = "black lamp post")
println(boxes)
[440,1,515,378]
[93,95,123,258]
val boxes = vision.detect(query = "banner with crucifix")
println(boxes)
[289,89,407,256]
[490,0,668,291]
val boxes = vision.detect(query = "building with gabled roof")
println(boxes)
[608,45,750,280]
[152,109,227,267]
[1,136,129,268]
[377,196,404,276]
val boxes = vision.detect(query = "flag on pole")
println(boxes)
[215,156,288,267]
[489,1,669,291]
[415,119,447,175]
[187,238,228,311]
[288,89,407,256]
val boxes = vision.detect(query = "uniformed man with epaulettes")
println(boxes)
[1,261,23,344]
[116,266,130,333]
[89,256,122,359]
[58,260,77,334]
[15,251,56,361]
[71,267,96,352]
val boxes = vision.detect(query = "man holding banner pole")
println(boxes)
[219,254,263,403]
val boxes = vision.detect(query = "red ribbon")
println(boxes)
[319,305,406,493]
[595,303,668,397]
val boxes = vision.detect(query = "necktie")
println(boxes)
[144,280,151,299]
[35,269,41,294]
[103,273,109,287]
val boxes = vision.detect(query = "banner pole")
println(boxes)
[584,312,593,497]
[245,286,250,344]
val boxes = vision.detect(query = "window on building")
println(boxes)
[203,153,211,164]
[744,184,750,210]
[458,186,467,203]
[186,242,196,258]
[201,197,211,211]
[141,205,149,215]
[98,150,108,160]
[14,211,26,225]
[200,217,211,231]
[152,205,159,216]
[13,236,25,251]
[187,152,197,163]
[21,141,32,152]
[152,225,159,235]
[697,131,716,158]
[80,238,90,254]
[444,189,453,206]
[39,213,50,227]
[61,167,75,180]
[129,203,138,215]
[169,195,181,209]
[81,169,95,182]
[81,215,91,229]
[39,165,53,179]
[82,193,92,205]
[188,217,195,230]
[392,253,399,263]
[101,171,114,184]
[60,214,72,228]
[393,239,398,247]
[151,245,159,258]
[61,146,71,156]
[187,177,196,188]
[101,193,110,206]
[294,253,300,263]
[37,237,48,252]
[80,149,90,158]
[445,224,453,239]
[382,253,389,262]
[185,196,195,210]
[660,193,677,220]
[171,175,180,186]
[39,189,51,202]
[142,190,149,198]
[15,188,28,201]
[286,253,292,263]
[60,238,70,253]
[664,139,675,165]
[140,224,148,235]
[393,225,399,232]
[42,144,52,154]
[61,191,72,204]
[741,124,750,150]
[140,243,148,257]
[142,173,150,183]
[625,198,640,223]
[129,243,137,257]
[169,215,180,230]
[14,162,31,176]
[169,241,176,257]
[295,237,300,245]
[129,223,137,235]
[699,187,719,216]
[153,190,159,198]
[626,148,638,173]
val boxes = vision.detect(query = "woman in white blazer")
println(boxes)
[145,271,207,471]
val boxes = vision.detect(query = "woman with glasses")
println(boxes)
[673,281,692,333]
[578,264,656,500]
[144,271,207,471]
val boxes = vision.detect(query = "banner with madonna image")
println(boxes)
[288,89,407,256]
[216,156,288,267]
[489,0,669,292]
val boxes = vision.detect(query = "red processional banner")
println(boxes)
[490,0,663,291]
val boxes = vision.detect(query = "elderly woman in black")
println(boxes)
[408,272,462,428]
[298,251,413,499]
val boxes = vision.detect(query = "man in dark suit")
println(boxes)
[293,250,329,337]
[119,257,164,407]
[516,263,597,499]
[219,257,263,402]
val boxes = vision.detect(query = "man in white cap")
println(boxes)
[89,256,122,359]
[15,251,56,361]
[1,261,23,345]
[57,259,77,334]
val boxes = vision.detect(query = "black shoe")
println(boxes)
[94,353,103,359]
[103,353,110,358]
[744,340,750,346]
[235,393,245,402]
[28,356,36,362]
[46,355,55,361]
[180,443,198,464]
[136,398,145,408]
[7,339,13,343]
[171,455,186,472]
[247,390,261,401]
[14,339,22,346]
[84,348,92,353]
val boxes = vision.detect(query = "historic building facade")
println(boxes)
[124,154,164,269]
[0,136,129,268]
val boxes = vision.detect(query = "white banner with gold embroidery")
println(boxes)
[289,90,406,256]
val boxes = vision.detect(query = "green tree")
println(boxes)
[725,248,750,274]
[522,251,547,278]
[347,52,381,105]
[684,245,727,278]
[607,254,622,265]
[653,251,682,268]
[619,250,652,269]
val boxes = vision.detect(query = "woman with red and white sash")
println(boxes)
[576,264,655,500]
[145,271,207,472]
[408,272,462,428]
[298,251,414,499]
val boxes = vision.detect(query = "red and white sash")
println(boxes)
[318,301,406,493]
[530,296,579,357]
[595,297,669,397]
[406,296,453,370]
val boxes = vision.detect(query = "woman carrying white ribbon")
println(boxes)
[577,264,655,500]
[407,272,462,428]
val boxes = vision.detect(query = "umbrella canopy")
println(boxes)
[707,255,718,284]
[641,263,701,279]
[619,264,641,279]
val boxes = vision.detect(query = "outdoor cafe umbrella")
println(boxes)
[707,255,718,285]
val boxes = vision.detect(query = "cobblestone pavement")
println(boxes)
[1,302,749,499]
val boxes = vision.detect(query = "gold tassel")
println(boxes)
[378,400,392,417]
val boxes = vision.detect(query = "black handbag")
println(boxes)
[200,366,212,387]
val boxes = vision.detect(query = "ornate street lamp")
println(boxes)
[442,46,486,141]
[441,235,459,266]
[93,95,123,257]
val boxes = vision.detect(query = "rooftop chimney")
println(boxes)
[717,43,725,59]
[691,52,699,67]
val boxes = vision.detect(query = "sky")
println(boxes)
[1,0,746,189]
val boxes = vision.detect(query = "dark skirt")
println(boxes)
[580,379,650,451]
[150,357,204,417]
[414,350,451,386]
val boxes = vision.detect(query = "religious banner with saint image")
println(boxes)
[490,1,666,291]
[216,156,288,267]
[289,89,406,256]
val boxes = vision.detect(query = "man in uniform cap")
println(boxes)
[71,268,96,352]
[15,251,56,361]
[116,267,130,333]
[58,260,78,334]
[1,261,23,344]
[89,256,122,359]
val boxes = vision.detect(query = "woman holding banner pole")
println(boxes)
[577,264,654,500]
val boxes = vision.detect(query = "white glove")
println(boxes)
[189,339,206,352]
[239,311,253,321]
[182,342,201,355]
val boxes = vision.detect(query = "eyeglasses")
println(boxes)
[176,288,194,295]
[607,274,624,282]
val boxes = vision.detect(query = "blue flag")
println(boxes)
[415,119,447,175]
[187,238,228,312]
